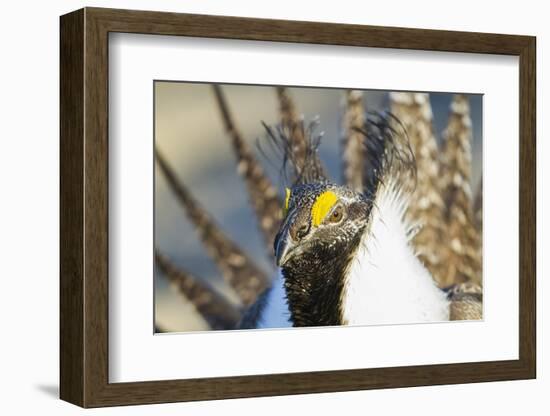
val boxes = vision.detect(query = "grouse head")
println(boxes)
[275,182,371,269]
[273,182,372,326]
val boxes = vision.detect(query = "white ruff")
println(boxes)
[342,182,450,325]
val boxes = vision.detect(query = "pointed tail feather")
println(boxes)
[155,251,242,330]
[212,85,282,253]
[341,90,366,191]
[439,94,482,286]
[276,87,307,176]
[155,149,270,306]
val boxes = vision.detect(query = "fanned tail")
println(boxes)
[155,148,270,306]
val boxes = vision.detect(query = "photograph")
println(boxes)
[154,82,483,333]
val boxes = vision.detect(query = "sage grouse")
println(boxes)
[155,86,483,332]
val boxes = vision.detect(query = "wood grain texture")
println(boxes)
[59,7,537,408]
[518,37,536,376]
[59,8,84,406]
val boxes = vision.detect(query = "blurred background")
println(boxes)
[154,82,482,332]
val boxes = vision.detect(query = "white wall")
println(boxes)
[0,0,546,414]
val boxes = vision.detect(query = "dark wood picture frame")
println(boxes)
[60,7,536,408]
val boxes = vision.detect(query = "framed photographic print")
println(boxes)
[60,7,536,408]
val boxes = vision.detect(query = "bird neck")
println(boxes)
[281,232,363,327]
[341,182,449,325]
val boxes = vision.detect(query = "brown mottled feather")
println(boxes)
[447,282,483,320]
[276,87,307,175]
[439,95,482,286]
[155,251,242,330]
[341,90,366,191]
[389,92,448,286]
[155,148,269,306]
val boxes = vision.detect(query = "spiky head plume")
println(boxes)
[261,118,328,185]
[355,111,417,199]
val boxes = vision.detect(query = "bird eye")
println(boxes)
[328,205,344,223]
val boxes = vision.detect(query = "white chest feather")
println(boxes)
[342,184,450,325]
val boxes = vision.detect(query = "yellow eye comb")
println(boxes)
[283,188,291,216]
[311,191,338,227]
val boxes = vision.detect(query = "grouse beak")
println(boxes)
[274,223,296,267]
[275,236,294,267]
